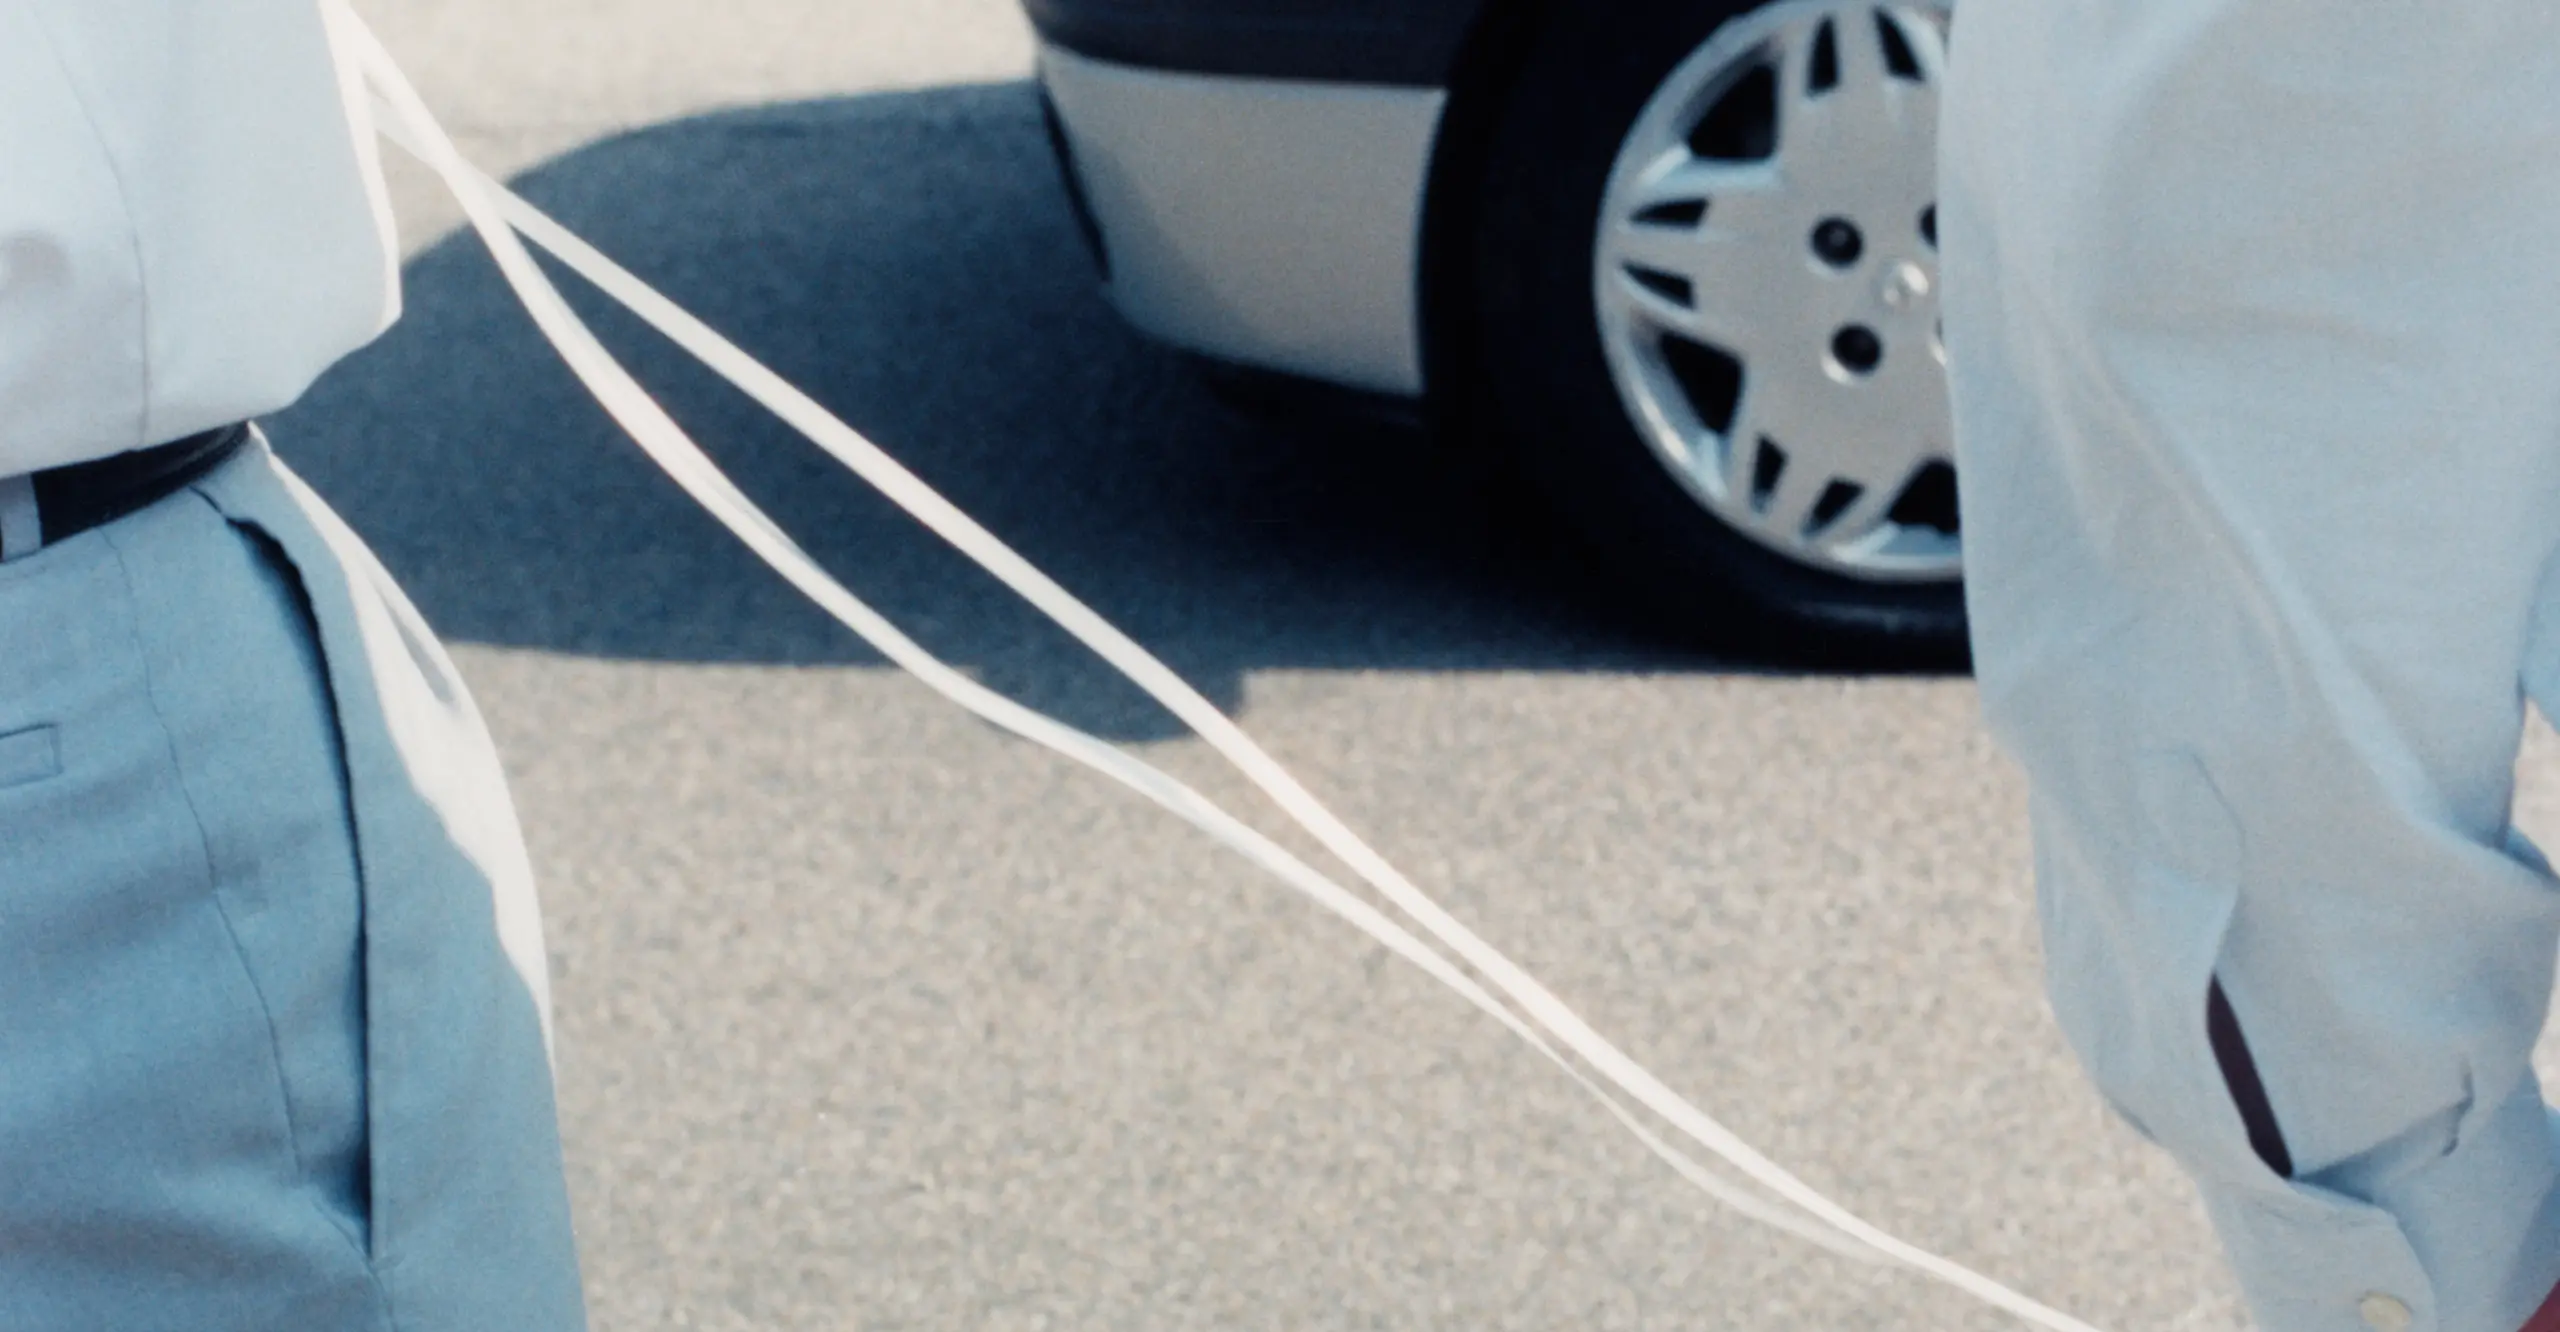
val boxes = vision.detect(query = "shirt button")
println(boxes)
[2359,1293,2413,1332]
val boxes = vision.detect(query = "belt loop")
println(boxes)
[0,475,38,562]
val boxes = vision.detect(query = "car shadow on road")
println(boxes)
[269,81,1949,742]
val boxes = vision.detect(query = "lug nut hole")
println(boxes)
[1919,204,1937,249]
[1810,217,1864,268]
[1831,325,1884,376]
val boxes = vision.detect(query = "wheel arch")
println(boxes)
[1415,0,1555,432]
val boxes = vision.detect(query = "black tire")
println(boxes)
[1446,0,1967,666]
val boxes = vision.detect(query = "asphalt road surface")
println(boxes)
[282,5,2560,1329]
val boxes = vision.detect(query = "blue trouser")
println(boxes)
[0,434,584,1330]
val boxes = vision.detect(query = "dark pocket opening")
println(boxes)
[2208,975,2293,1178]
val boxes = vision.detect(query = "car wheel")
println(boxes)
[1454,0,1963,662]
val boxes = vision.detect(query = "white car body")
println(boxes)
[1038,44,1445,397]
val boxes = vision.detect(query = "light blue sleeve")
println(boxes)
[1940,1,2560,1329]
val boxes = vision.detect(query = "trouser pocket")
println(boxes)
[0,486,387,1332]
[191,436,588,1332]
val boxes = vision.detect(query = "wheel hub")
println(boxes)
[1592,0,1958,582]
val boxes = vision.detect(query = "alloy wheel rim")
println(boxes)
[1592,0,1958,582]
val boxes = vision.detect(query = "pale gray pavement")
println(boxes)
[276,4,2560,1328]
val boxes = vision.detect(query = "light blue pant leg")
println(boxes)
[0,483,383,1329]
[0,438,585,1331]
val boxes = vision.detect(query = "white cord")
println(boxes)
[338,9,2106,1328]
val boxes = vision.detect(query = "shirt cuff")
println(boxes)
[2198,1094,2560,1332]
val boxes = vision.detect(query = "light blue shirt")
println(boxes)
[0,0,398,475]
[1940,2,2560,1330]
[1935,2,2560,1332]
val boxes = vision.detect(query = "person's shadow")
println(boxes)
[269,81,1793,741]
